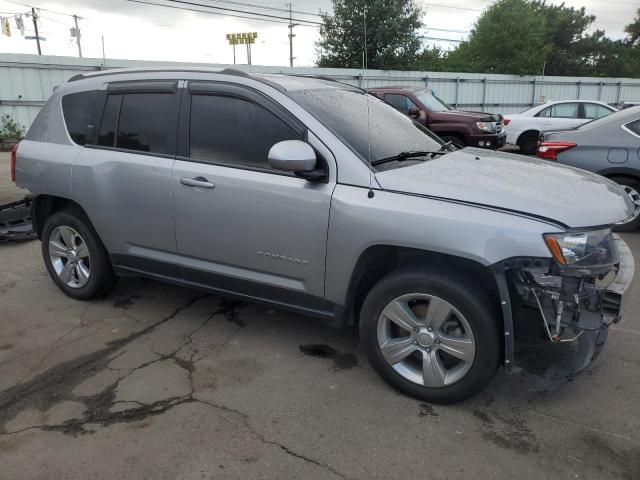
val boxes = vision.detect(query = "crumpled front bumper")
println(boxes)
[493,234,635,382]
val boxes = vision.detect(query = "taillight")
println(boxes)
[503,118,511,126]
[10,142,19,182]
[536,142,576,161]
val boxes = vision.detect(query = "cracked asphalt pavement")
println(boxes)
[0,168,639,479]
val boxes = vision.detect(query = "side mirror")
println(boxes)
[268,140,317,172]
[408,107,420,119]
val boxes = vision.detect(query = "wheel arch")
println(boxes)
[342,245,503,331]
[598,168,640,183]
[32,195,92,239]
[516,129,540,145]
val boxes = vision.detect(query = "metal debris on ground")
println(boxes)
[0,198,36,243]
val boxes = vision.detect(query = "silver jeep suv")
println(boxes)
[12,68,635,403]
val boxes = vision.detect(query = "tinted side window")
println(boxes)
[626,119,640,136]
[584,103,611,120]
[116,93,175,154]
[384,94,417,114]
[62,91,97,145]
[189,94,299,169]
[98,95,121,147]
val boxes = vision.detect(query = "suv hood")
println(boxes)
[431,110,501,122]
[375,148,633,228]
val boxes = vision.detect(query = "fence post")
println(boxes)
[576,81,582,99]
[455,77,460,109]
[481,78,487,111]
[598,81,603,101]
[531,79,537,106]
[425,75,429,88]
[616,82,622,104]
[358,74,363,89]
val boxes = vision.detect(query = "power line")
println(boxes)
[198,0,322,18]
[163,0,322,24]
[425,26,469,33]
[125,0,321,26]
[420,2,483,12]
[0,0,77,18]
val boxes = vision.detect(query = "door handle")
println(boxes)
[180,176,215,189]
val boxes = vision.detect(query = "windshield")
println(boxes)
[415,90,451,112]
[287,87,442,169]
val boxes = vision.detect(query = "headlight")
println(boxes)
[476,121,496,133]
[543,229,618,269]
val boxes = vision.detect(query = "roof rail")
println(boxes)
[283,73,364,92]
[65,66,289,92]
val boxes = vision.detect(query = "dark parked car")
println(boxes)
[537,107,640,230]
[368,86,506,149]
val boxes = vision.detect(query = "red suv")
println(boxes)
[368,87,506,149]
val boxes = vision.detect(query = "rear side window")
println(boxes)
[189,94,299,169]
[584,103,611,120]
[97,92,175,154]
[625,119,640,136]
[62,91,97,145]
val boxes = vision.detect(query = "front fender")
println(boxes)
[325,185,561,308]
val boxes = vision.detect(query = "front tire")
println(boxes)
[42,208,117,300]
[360,269,501,404]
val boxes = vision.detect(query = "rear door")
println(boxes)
[73,81,181,276]
[171,81,335,312]
[537,102,582,131]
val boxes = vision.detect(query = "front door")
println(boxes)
[172,82,335,312]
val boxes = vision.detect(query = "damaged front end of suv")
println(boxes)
[493,229,634,381]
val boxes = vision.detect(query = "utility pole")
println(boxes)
[288,3,295,68]
[31,7,41,55]
[101,35,106,68]
[72,15,82,58]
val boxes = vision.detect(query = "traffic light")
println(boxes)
[1,18,11,37]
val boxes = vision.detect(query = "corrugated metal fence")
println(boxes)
[2,52,640,130]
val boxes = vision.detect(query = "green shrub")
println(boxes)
[0,114,25,142]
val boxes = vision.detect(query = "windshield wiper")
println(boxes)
[371,150,448,166]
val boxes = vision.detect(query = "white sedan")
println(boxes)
[504,100,617,154]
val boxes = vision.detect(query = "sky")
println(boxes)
[0,0,636,67]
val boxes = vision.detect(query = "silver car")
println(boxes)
[538,107,640,230]
[12,68,636,403]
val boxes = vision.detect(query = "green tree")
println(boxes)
[625,8,640,46]
[415,45,447,71]
[532,1,603,76]
[316,0,423,70]
[444,0,550,75]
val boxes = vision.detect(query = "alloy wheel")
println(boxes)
[377,293,476,387]
[616,185,640,225]
[48,225,91,289]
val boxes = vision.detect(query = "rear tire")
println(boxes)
[42,208,117,300]
[359,269,501,404]
[518,132,539,155]
[611,176,640,232]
